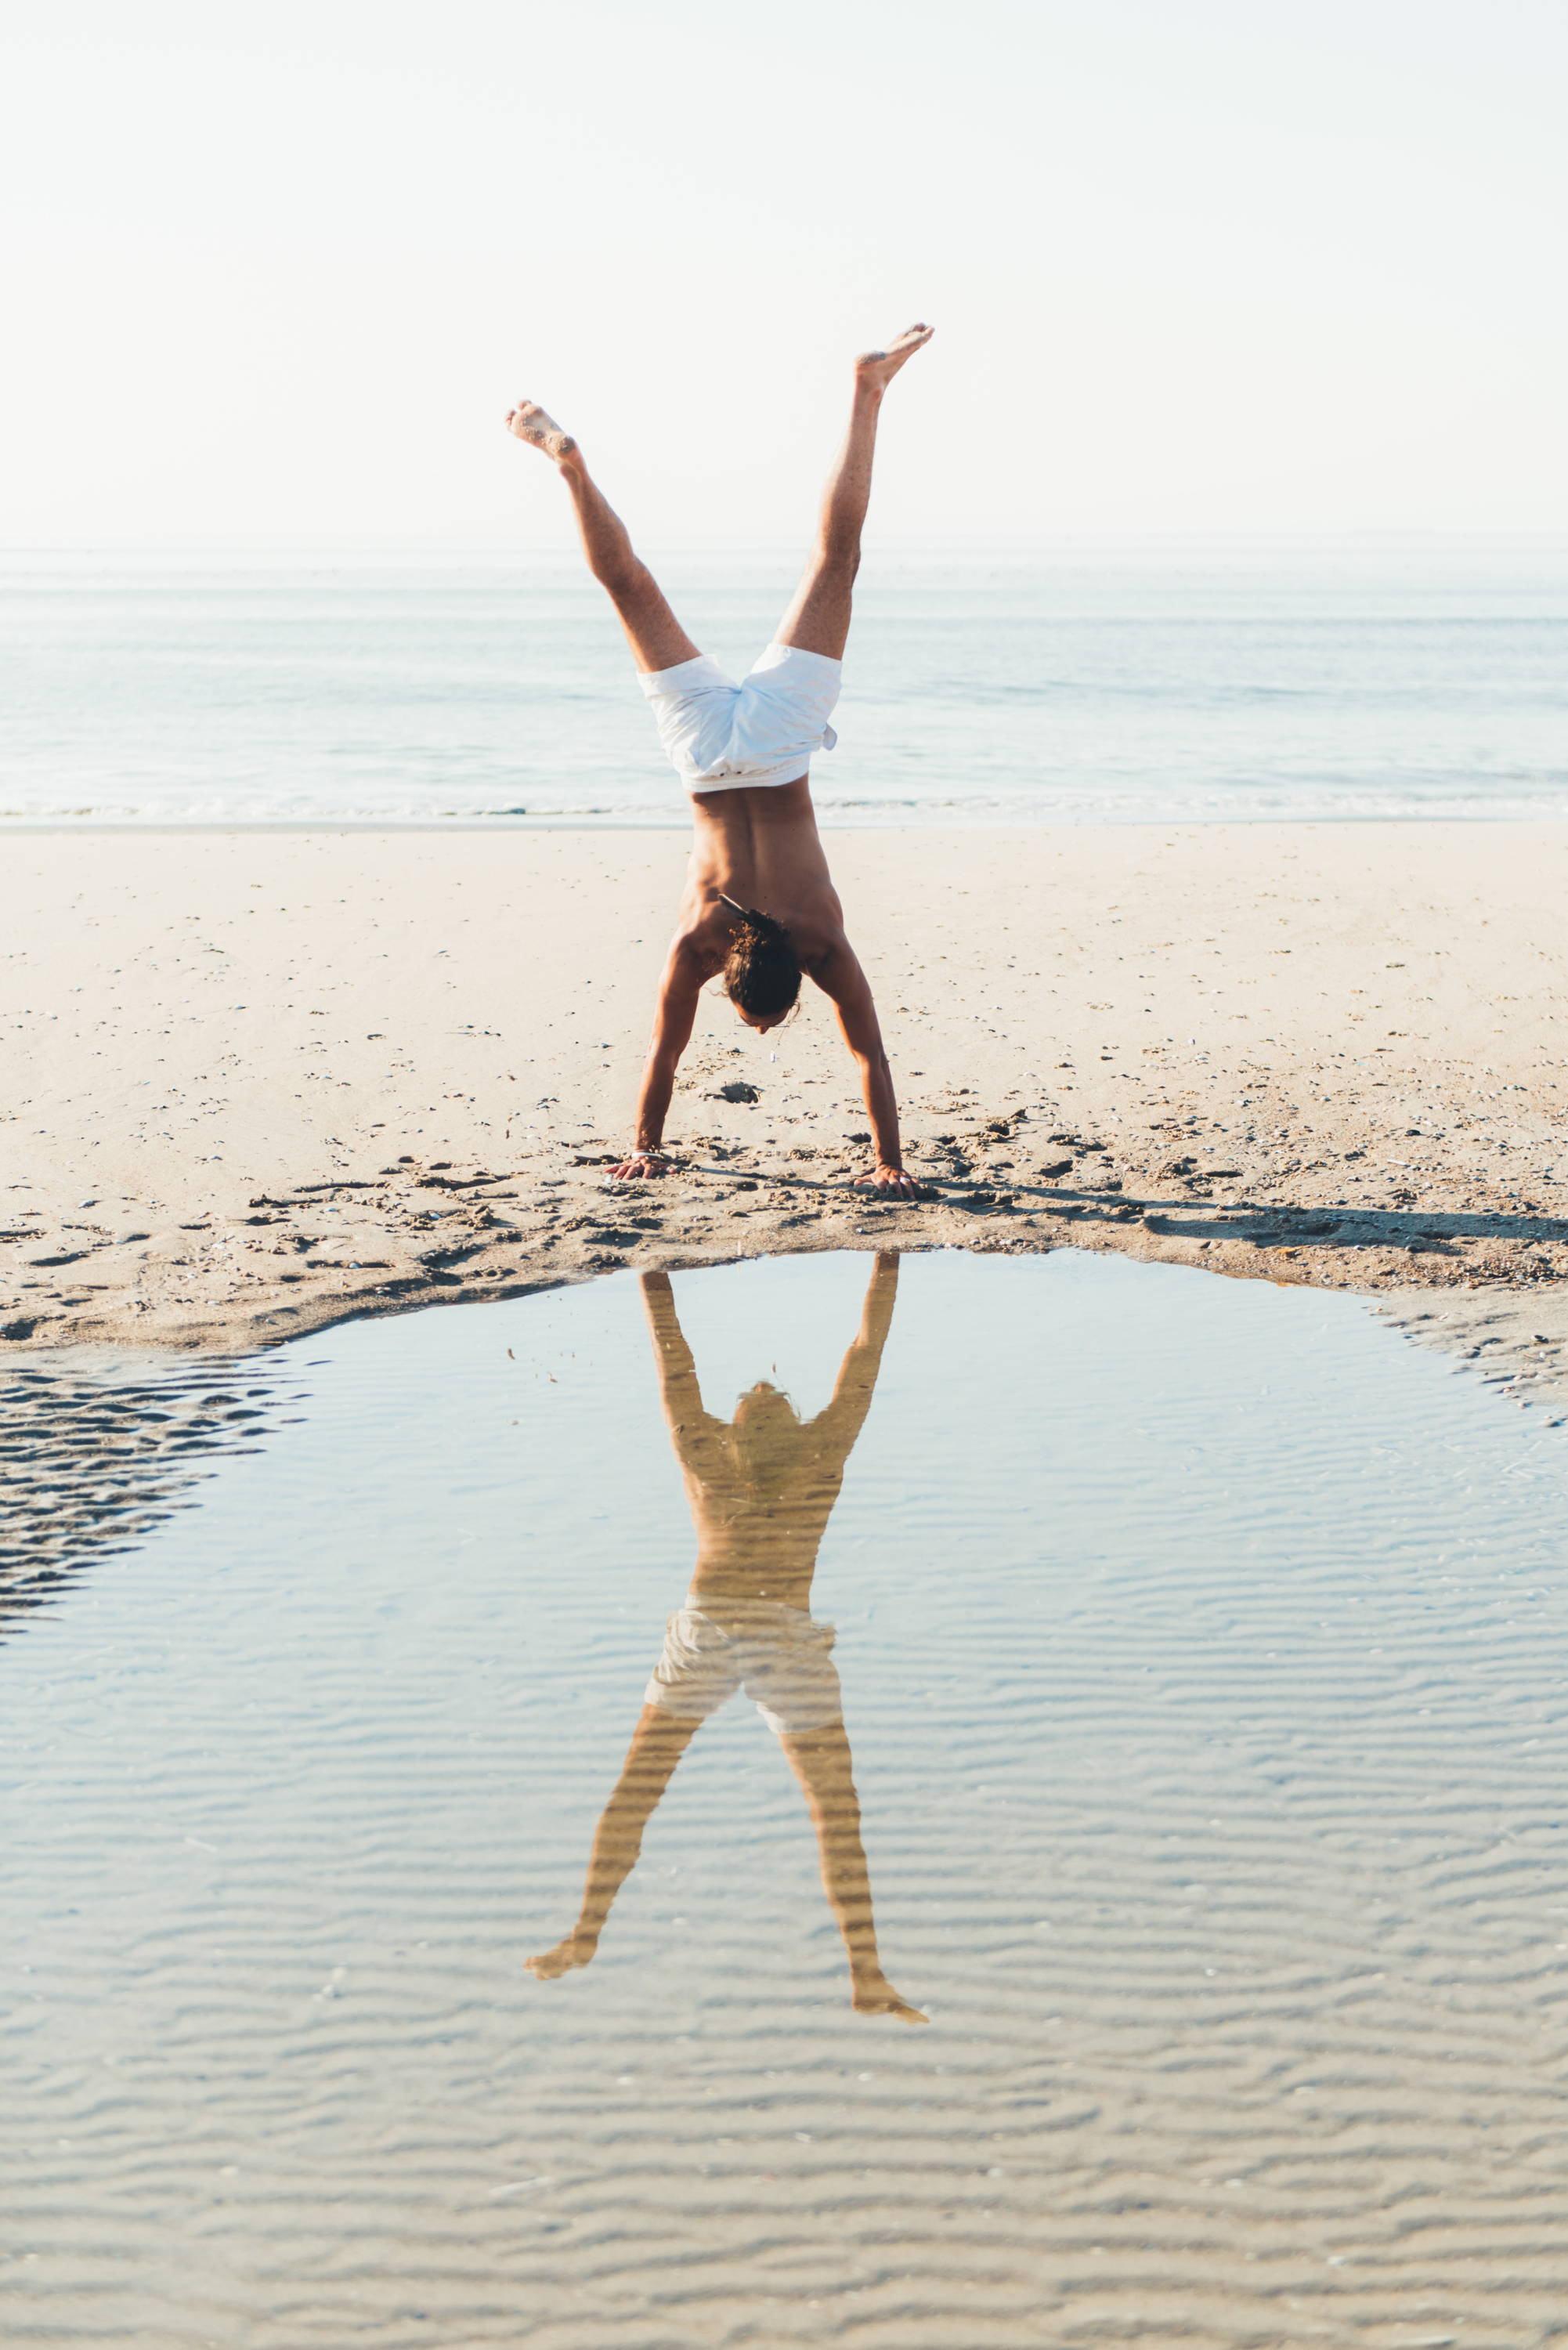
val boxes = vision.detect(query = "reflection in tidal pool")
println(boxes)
[530,1259,922,2023]
[5,1247,1568,2348]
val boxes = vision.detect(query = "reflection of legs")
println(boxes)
[506,400,699,674]
[775,325,934,662]
[779,1724,927,2023]
[526,1704,700,1979]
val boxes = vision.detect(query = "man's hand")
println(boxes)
[609,1150,673,1183]
[854,1163,918,1198]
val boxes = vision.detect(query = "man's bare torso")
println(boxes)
[679,777,846,973]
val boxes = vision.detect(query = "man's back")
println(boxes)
[685,777,844,965]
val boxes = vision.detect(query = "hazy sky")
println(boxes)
[4,0,1565,548]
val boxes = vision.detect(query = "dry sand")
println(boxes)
[5,822,1568,1404]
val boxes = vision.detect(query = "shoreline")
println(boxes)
[5,822,1568,1407]
[5,810,1568,833]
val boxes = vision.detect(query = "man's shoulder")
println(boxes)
[799,924,858,989]
[779,877,847,961]
[671,907,728,968]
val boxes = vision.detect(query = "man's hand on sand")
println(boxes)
[608,1149,672,1183]
[854,1164,919,1198]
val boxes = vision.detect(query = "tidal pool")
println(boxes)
[5,1248,1568,2348]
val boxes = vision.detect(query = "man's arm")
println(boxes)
[810,941,916,1196]
[809,1251,900,1462]
[641,1267,703,1405]
[609,937,712,1180]
[639,1267,717,1472]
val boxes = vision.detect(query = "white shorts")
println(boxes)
[638,641,841,794]
[645,1596,844,1736]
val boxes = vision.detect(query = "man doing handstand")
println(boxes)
[504,324,934,1193]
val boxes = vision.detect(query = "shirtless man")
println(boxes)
[526,1255,925,2023]
[504,324,934,1193]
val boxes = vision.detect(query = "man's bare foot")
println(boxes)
[852,1972,929,2024]
[854,324,934,391]
[526,1930,598,1980]
[504,400,579,464]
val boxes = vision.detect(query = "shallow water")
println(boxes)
[5,543,1567,825]
[5,1247,1568,2347]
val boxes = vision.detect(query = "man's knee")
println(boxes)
[814,538,862,586]
[596,551,651,599]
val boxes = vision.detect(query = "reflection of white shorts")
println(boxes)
[645,1596,844,1736]
[638,642,841,794]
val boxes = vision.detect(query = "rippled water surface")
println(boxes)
[5,543,1567,824]
[5,1247,1568,2347]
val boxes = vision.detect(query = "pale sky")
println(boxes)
[3,0,1565,549]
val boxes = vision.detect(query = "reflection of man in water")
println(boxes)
[528,1253,925,2023]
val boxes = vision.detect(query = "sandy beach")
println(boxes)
[5,822,1568,1402]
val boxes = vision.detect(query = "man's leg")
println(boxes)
[507,400,699,674]
[524,1704,701,1979]
[775,324,934,662]
[779,1723,928,2023]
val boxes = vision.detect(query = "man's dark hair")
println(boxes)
[721,902,801,1021]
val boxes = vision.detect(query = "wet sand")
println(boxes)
[5,822,1568,1401]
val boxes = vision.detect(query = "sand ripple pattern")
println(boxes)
[0,1353,305,1639]
[4,1249,1568,2345]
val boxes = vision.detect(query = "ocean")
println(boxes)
[4,541,1566,826]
